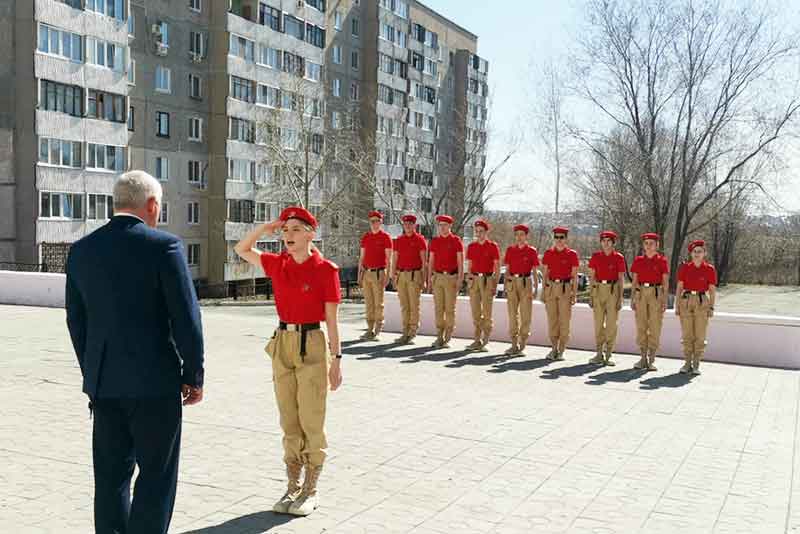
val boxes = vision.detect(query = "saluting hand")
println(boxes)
[329,360,343,391]
[262,219,283,236]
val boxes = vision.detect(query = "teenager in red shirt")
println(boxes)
[587,231,627,366]
[234,206,342,517]
[630,233,669,371]
[541,226,579,360]
[465,219,501,351]
[390,214,428,344]
[503,224,540,355]
[676,239,717,375]
[427,215,464,348]
[358,211,393,340]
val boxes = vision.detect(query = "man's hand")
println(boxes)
[329,359,343,391]
[661,300,667,312]
[631,298,637,311]
[707,307,714,318]
[382,272,390,288]
[392,274,399,288]
[182,385,203,406]
[675,303,681,316]
[263,220,283,235]
[616,298,623,311]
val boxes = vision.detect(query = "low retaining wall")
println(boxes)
[383,292,800,369]
[0,271,66,308]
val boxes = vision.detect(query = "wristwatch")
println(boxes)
[334,354,342,359]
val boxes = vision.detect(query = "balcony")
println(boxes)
[224,261,261,281]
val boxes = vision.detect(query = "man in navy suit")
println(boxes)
[65,170,205,534]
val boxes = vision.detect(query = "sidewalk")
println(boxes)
[2,303,799,533]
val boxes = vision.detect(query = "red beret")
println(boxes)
[280,206,317,229]
[368,210,383,220]
[513,224,529,234]
[688,239,705,252]
[641,232,660,241]
[436,214,454,224]
[474,219,490,230]
[401,214,417,223]
[552,226,569,235]
[600,230,618,241]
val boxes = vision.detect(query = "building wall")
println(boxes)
[0,0,17,262]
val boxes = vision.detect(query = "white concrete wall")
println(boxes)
[0,271,65,308]
[383,293,800,370]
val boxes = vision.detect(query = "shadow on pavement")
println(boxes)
[487,356,552,373]
[585,368,647,385]
[344,341,404,356]
[445,352,515,368]
[639,372,695,390]
[401,349,471,363]
[540,363,598,380]
[179,511,293,534]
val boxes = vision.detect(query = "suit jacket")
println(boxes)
[65,215,204,399]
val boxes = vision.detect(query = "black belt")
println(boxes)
[366,267,385,272]
[472,272,494,286]
[510,272,532,287]
[399,268,421,281]
[549,278,572,293]
[682,290,707,302]
[435,270,458,275]
[279,321,321,358]
[638,283,661,298]
[596,279,617,285]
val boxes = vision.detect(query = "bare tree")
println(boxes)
[534,60,566,214]
[570,0,800,288]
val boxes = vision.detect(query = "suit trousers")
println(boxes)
[397,270,423,336]
[92,395,182,534]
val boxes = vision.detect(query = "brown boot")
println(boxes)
[360,322,374,340]
[604,349,616,366]
[691,352,702,375]
[478,332,490,352]
[504,342,519,356]
[646,350,658,371]
[517,336,526,355]
[589,349,605,365]
[406,330,417,344]
[373,322,383,340]
[432,331,445,348]
[633,351,648,369]
[288,464,322,516]
[680,353,693,374]
[273,461,303,514]
[442,329,452,348]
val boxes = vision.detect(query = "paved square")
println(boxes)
[2,303,800,533]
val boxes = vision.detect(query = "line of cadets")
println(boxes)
[359,212,718,375]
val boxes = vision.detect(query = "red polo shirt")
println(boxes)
[467,240,500,274]
[588,250,627,281]
[393,232,427,270]
[360,230,393,269]
[678,261,717,291]
[260,250,341,323]
[542,247,579,280]
[429,233,463,273]
[504,244,540,275]
[631,254,669,285]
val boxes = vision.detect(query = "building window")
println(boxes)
[127,58,135,84]
[351,17,359,37]
[332,45,342,64]
[128,12,135,36]
[226,199,255,223]
[189,74,202,99]
[258,84,280,108]
[259,45,281,69]
[229,34,255,62]
[87,89,125,123]
[228,159,255,182]
[334,10,342,30]
[189,0,201,12]
[127,106,134,131]
[282,51,305,77]
[333,78,341,97]
[188,160,203,184]
[259,4,281,31]
[305,0,325,11]
[231,76,254,102]
[37,24,82,62]
[380,22,395,43]
[228,117,255,143]
[39,80,83,117]
[305,23,325,48]
[350,81,359,101]
[351,50,359,71]
[255,202,267,222]
[157,21,170,47]
[305,61,321,82]
[188,117,203,141]
[155,65,171,93]
[38,138,82,168]
[155,156,169,180]
[188,202,200,225]
[284,15,304,40]
[158,201,169,225]
[56,0,82,9]
[187,244,200,266]
[190,31,206,58]
[331,111,341,129]
[86,37,125,72]
[156,111,170,137]
[40,192,84,220]
[85,0,125,21]
[397,30,407,48]
[87,194,114,220]
[87,144,125,171]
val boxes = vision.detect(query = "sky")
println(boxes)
[422,0,800,215]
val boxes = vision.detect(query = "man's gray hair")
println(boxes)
[113,171,163,210]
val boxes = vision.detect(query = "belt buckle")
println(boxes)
[286,323,299,332]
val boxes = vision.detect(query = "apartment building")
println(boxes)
[0,0,488,290]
